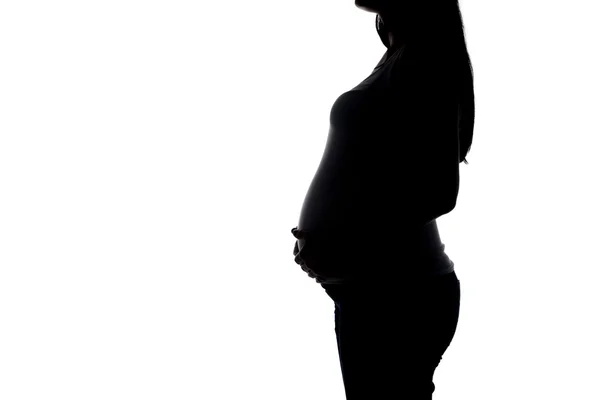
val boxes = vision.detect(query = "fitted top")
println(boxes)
[296,44,458,277]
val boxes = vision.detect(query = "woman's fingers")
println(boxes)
[291,226,351,283]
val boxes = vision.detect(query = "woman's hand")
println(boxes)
[291,227,352,284]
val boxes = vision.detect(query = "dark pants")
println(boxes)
[320,271,461,400]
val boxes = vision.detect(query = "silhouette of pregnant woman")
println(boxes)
[289,1,476,398]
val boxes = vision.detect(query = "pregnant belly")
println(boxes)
[297,163,444,256]
[297,171,357,234]
[298,163,398,238]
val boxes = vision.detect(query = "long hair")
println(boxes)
[376,0,475,165]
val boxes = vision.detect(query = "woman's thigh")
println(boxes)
[322,272,461,399]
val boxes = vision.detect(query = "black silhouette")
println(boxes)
[290,0,475,398]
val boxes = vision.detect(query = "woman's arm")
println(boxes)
[389,46,461,222]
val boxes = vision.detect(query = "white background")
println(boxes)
[1,0,599,399]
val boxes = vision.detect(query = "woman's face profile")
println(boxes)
[356,0,409,50]
[355,0,386,14]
